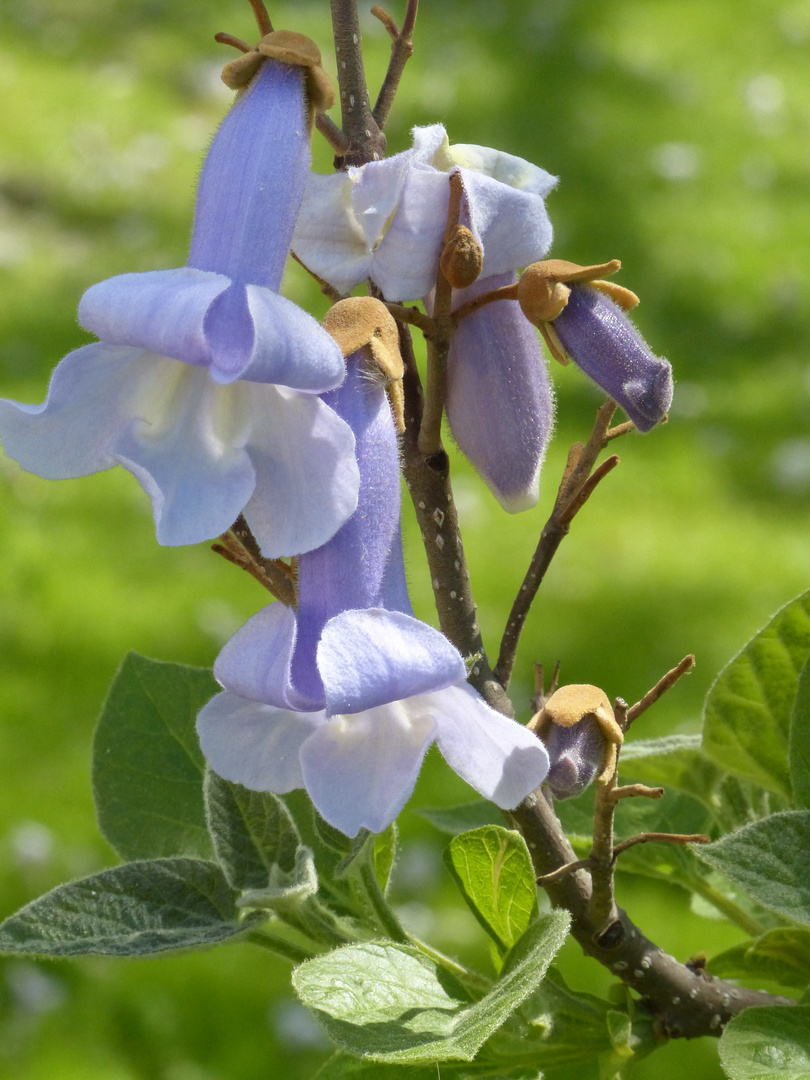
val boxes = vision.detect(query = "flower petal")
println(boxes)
[213,603,322,712]
[0,343,155,478]
[78,268,229,367]
[371,167,450,300]
[240,384,360,559]
[554,285,673,432]
[460,169,554,278]
[197,690,325,793]
[317,609,466,716]
[110,361,258,546]
[299,701,436,835]
[430,683,550,807]
[292,172,374,295]
[435,141,558,197]
[447,273,554,512]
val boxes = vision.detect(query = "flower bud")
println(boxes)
[530,684,623,799]
[439,225,483,289]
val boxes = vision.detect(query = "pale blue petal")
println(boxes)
[78,268,228,367]
[230,286,346,389]
[447,273,554,512]
[299,702,436,835]
[435,142,558,196]
[240,384,360,559]
[0,343,155,478]
[317,609,466,717]
[371,168,450,300]
[460,169,554,278]
[213,603,321,712]
[110,361,257,546]
[292,172,373,295]
[197,690,325,793]
[430,683,550,807]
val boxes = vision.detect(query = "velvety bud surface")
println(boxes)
[553,285,673,432]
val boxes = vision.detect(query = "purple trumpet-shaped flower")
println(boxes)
[553,286,673,432]
[0,43,359,556]
[445,271,555,513]
[197,331,549,836]
[293,125,557,301]
[517,260,673,433]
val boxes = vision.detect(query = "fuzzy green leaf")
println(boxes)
[710,928,810,990]
[719,1005,810,1079]
[702,592,810,799]
[0,858,259,956]
[92,653,217,861]
[695,811,810,925]
[789,653,810,809]
[204,770,300,891]
[292,911,569,1064]
[444,826,538,954]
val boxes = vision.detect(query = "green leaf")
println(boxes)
[237,847,319,913]
[710,928,810,990]
[0,858,260,956]
[418,801,503,834]
[204,770,300,891]
[292,910,570,1064]
[695,811,810,925]
[373,824,397,894]
[92,653,218,861]
[444,826,538,954]
[486,965,616,1066]
[719,1005,810,1080]
[702,591,810,799]
[789,654,810,809]
[313,1054,540,1080]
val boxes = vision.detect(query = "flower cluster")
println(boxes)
[0,6,675,835]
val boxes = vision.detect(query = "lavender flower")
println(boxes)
[198,302,549,836]
[0,36,359,556]
[293,125,557,301]
[518,260,673,432]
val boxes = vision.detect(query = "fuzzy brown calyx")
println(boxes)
[221,30,334,112]
[530,683,623,744]
[323,298,405,432]
[440,225,483,290]
[517,258,639,325]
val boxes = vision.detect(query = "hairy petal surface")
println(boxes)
[299,702,437,835]
[447,273,554,512]
[197,692,325,793]
[554,285,673,432]
[317,609,467,716]
[432,683,549,807]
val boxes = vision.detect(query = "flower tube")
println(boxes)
[0,32,359,556]
[518,259,673,432]
[198,300,549,836]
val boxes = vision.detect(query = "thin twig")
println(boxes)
[212,515,297,607]
[536,858,594,886]
[290,251,344,304]
[315,111,352,156]
[330,0,386,166]
[372,0,419,130]
[624,654,696,731]
[612,832,711,858]
[384,301,435,335]
[609,783,664,803]
[495,401,627,689]
[451,281,519,325]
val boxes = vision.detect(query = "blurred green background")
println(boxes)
[1,0,809,1076]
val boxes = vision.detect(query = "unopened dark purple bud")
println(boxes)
[542,718,606,800]
[553,285,673,432]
